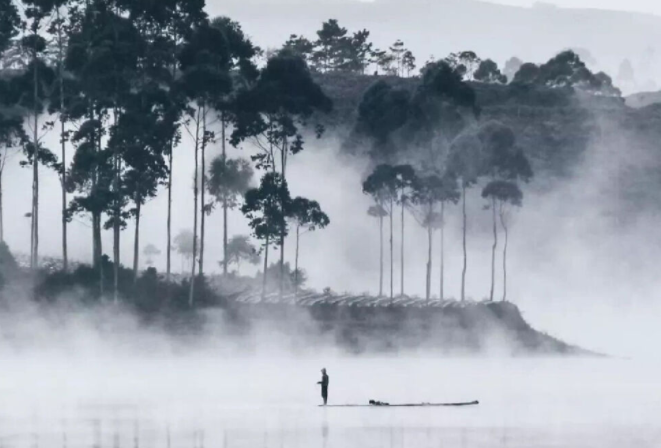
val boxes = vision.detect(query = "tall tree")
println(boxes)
[241,172,291,299]
[48,3,72,272]
[232,51,331,297]
[288,197,330,296]
[448,134,485,302]
[162,0,208,285]
[363,164,399,301]
[178,22,232,305]
[407,60,478,301]
[344,29,372,74]
[389,40,406,77]
[482,181,522,302]
[207,156,253,275]
[402,50,416,77]
[411,173,460,302]
[311,19,347,72]
[479,121,532,301]
[209,16,259,277]
[497,183,523,302]
[14,0,59,271]
[392,164,417,297]
[367,203,388,297]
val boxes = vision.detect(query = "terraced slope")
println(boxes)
[228,290,593,356]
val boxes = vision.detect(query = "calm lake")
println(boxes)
[1,356,659,448]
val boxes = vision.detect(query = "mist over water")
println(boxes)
[2,349,660,447]
[4,1,661,447]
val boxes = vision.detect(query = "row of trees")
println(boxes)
[0,0,333,305]
[0,0,619,304]
[352,58,533,302]
[283,19,416,76]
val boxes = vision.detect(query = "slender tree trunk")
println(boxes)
[294,225,300,298]
[279,136,288,299]
[166,36,178,285]
[489,197,497,302]
[133,199,141,282]
[61,123,67,272]
[57,7,68,272]
[166,148,173,283]
[31,52,39,271]
[426,222,432,303]
[500,203,509,302]
[91,109,103,296]
[440,201,445,300]
[199,108,207,278]
[400,201,405,297]
[221,114,229,276]
[113,141,120,304]
[188,108,201,307]
[389,199,393,303]
[93,212,104,296]
[378,214,383,297]
[461,183,467,302]
[0,166,4,243]
[262,236,269,300]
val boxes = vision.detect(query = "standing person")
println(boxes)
[317,368,329,405]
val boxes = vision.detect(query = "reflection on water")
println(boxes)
[0,405,659,448]
[1,357,660,447]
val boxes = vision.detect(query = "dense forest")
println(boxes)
[0,0,636,320]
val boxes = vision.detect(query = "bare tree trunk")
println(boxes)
[262,236,269,300]
[188,108,201,307]
[500,203,509,302]
[57,7,68,272]
[31,54,39,271]
[400,201,405,297]
[221,114,228,276]
[440,201,445,300]
[93,212,104,296]
[426,218,432,303]
[461,183,467,302]
[389,199,393,303]
[61,123,68,272]
[279,137,288,299]
[113,148,120,304]
[133,199,141,282]
[199,107,207,278]
[489,197,497,302]
[378,214,383,297]
[0,164,3,243]
[166,36,177,285]
[294,225,300,298]
[166,148,172,283]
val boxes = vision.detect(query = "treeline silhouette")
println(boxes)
[0,3,621,310]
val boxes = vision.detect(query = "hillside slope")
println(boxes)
[229,290,594,356]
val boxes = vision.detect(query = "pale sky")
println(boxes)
[490,0,661,16]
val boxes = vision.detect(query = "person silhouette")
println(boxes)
[317,368,329,405]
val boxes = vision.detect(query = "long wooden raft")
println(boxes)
[320,400,479,408]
